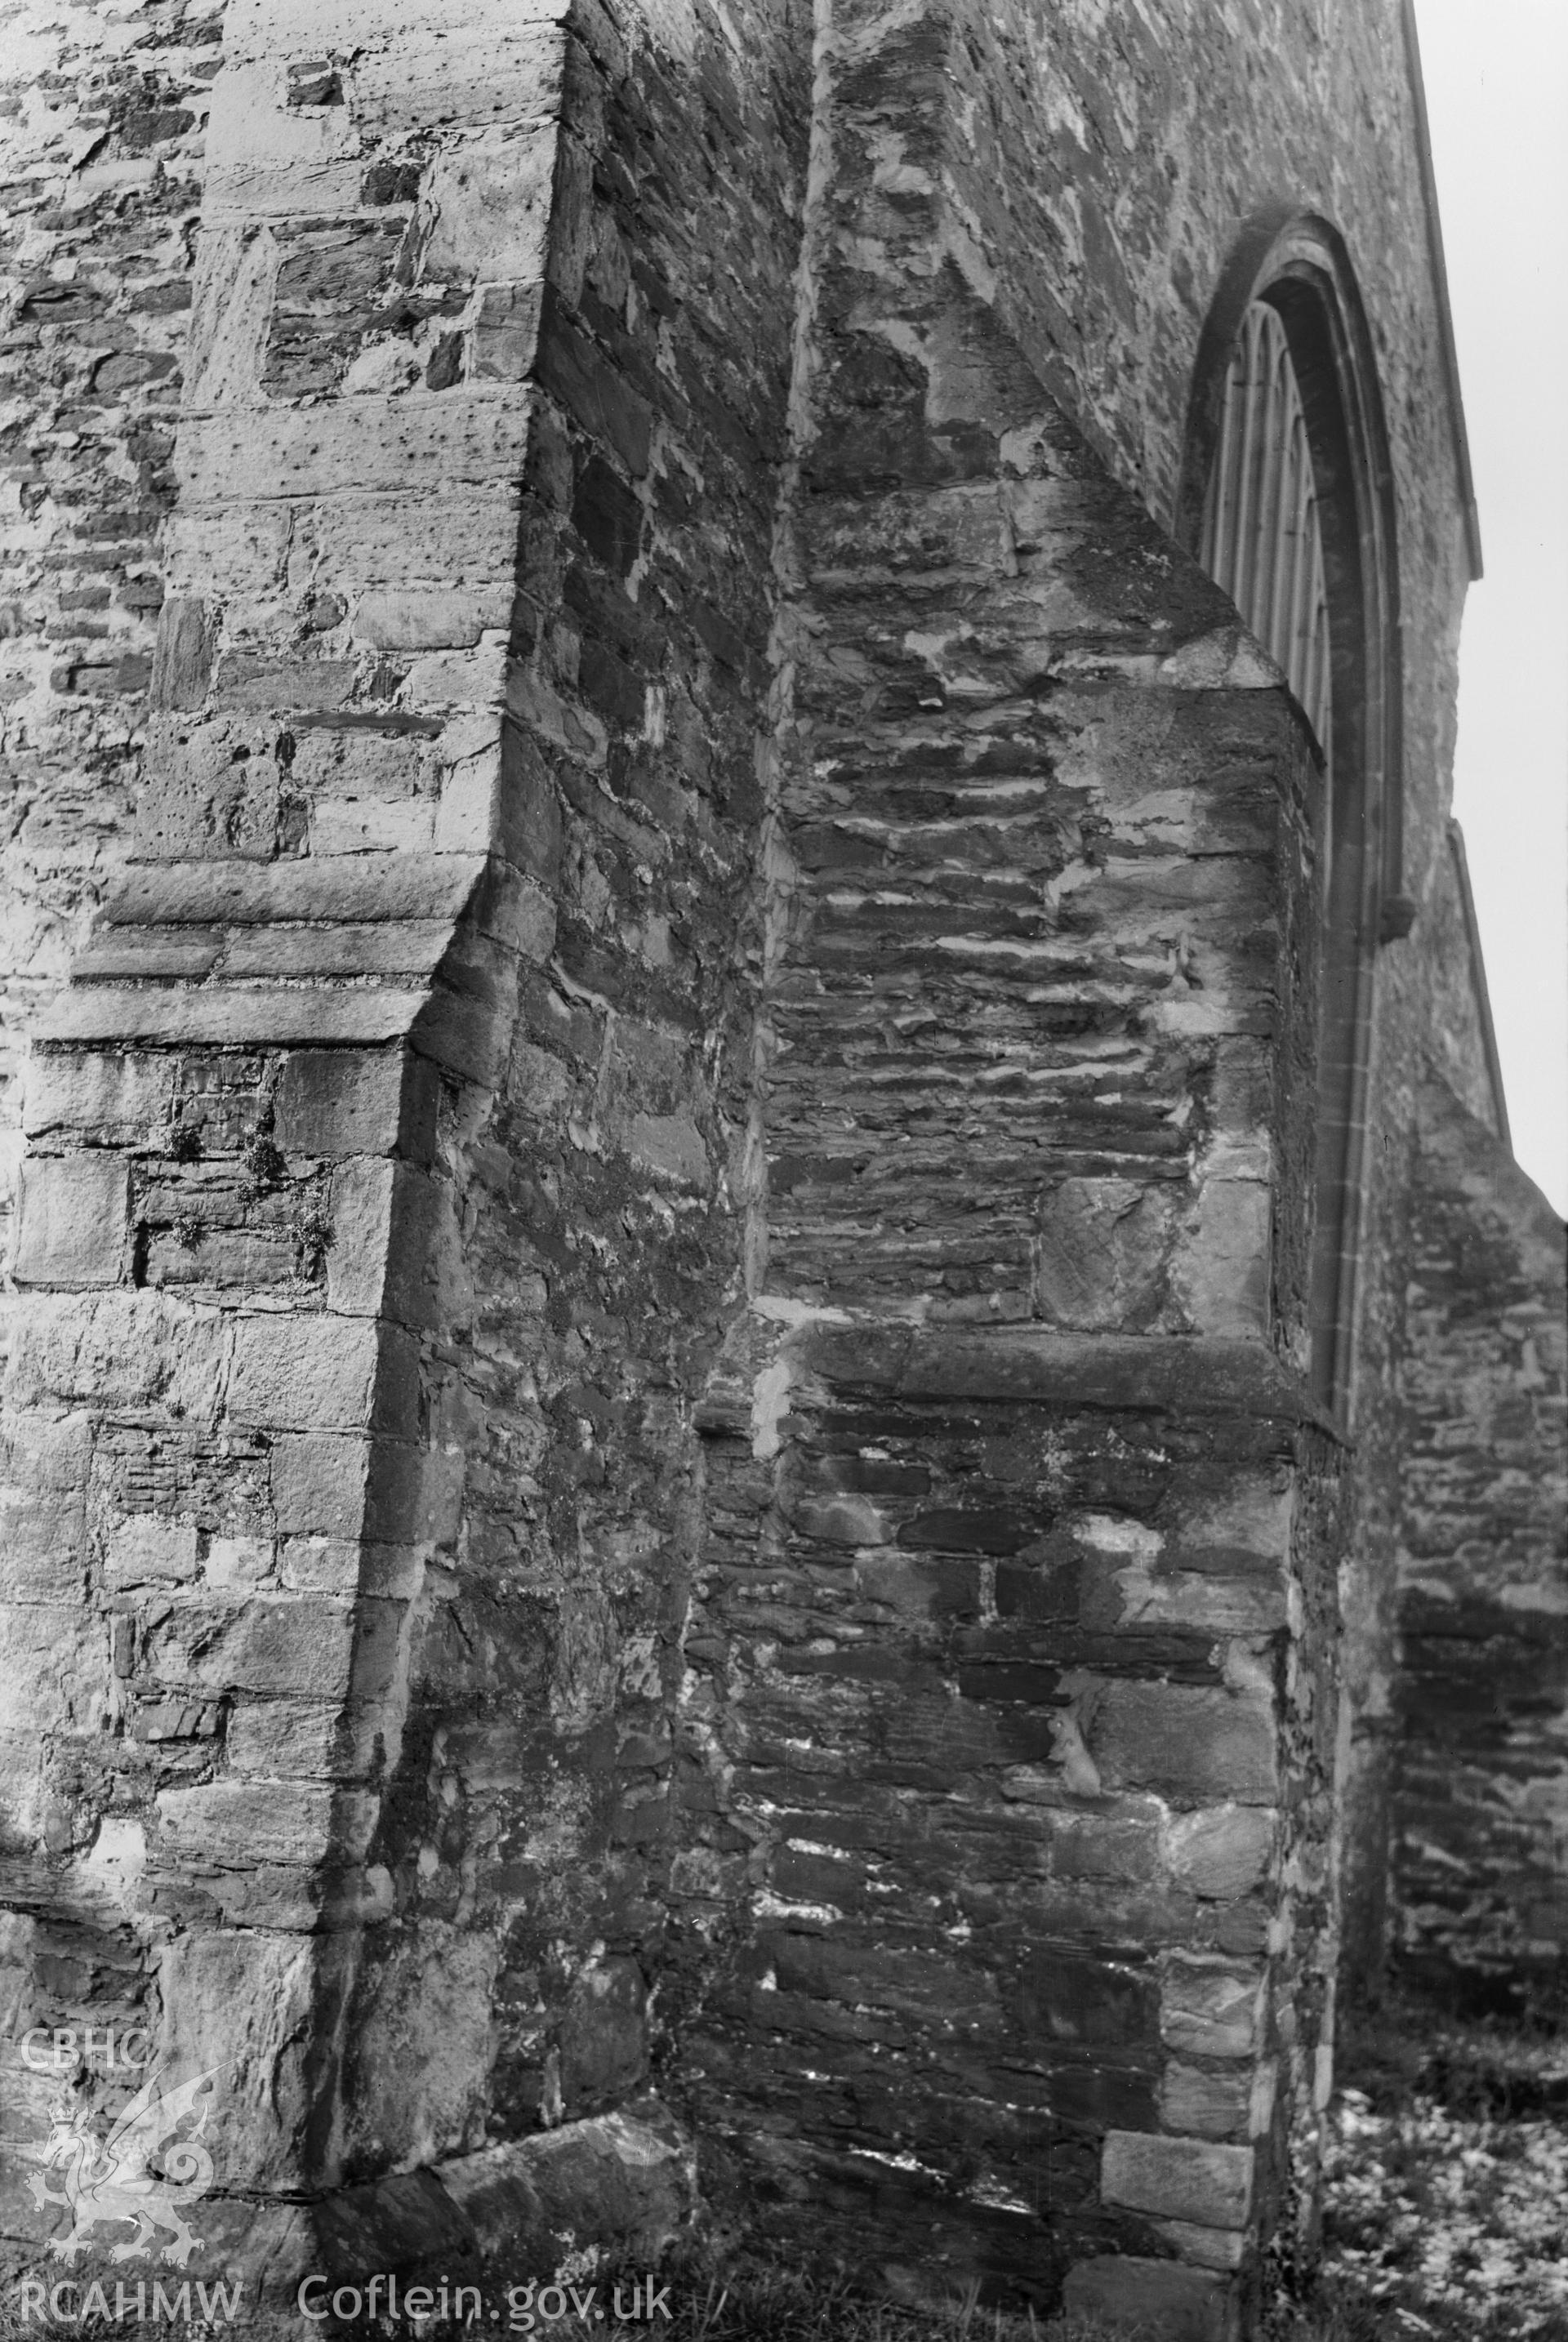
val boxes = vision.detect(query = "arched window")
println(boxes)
[1199,301,1331,757]
[1178,222,1406,1418]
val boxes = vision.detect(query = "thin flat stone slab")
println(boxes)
[34,984,430,1048]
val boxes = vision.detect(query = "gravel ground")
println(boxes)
[1271,1996,1568,2340]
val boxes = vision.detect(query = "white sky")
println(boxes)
[1413,0,1568,1216]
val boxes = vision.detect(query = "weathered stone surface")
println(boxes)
[35,985,431,1049]
[176,397,533,506]
[144,1596,357,1699]
[1062,2256,1237,2341]
[1101,2131,1254,2228]
[441,2104,694,2266]
[341,1929,498,2170]
[6,1293,229,1418]
[0,1605,105,1735]
[155,1779,372,1869]
[321,1161,469,1329]
[1092,1684,1278,1805]
[105,853,485,932]
[327,2100,693,2291]
[354,589,511,652]
[1168,1180,1272,1339]
[1165,1808,1275,1900]
[23,1053,174,1146]
[313,2168,477,2283]
[1160,1964,1267,2061]
[1159,2063,1252,2142]
[1386,1078,1568,2007]
[225,1695,379,1781]
[274,1047,434,1160]
[155,1930,333,2191]
[1149,2220,1247,2272]
[270,1436,372,1538]
[225,1316,390,1436]
[0,0,218,1258]
[0,1486,88,1601]
[11,1157,131,1289]
[421,125,555,282]
[104,1516,201,1589]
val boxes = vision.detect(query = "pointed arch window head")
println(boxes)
[1179,221,1408,1422]
[1199,300,1331,756]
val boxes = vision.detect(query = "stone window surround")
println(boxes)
[1177,211,1406,1420]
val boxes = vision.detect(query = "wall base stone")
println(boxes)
[317,2102,696,2289]
[1063,2255,1241,2341]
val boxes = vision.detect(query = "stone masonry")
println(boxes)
[1390,849,1568,2010]
[0,0,1562,2334]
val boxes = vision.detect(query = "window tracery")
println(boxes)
[1199,298,1332,756]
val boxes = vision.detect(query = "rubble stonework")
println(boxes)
[0,0,1561,2331]
[0,0,221,1261]
[1391,1076,1568,2006]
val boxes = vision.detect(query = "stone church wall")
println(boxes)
[1379,827,1566,2013]
[1392,1084,1567,2009]
[660,5,1348,2320]
[0,0,1559,2331]
[1,0,224,1271]
[0,0,812,2300]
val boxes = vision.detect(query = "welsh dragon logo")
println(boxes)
[27,2064,220,2265]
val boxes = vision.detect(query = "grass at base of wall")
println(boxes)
[600,2270,1138,2342]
